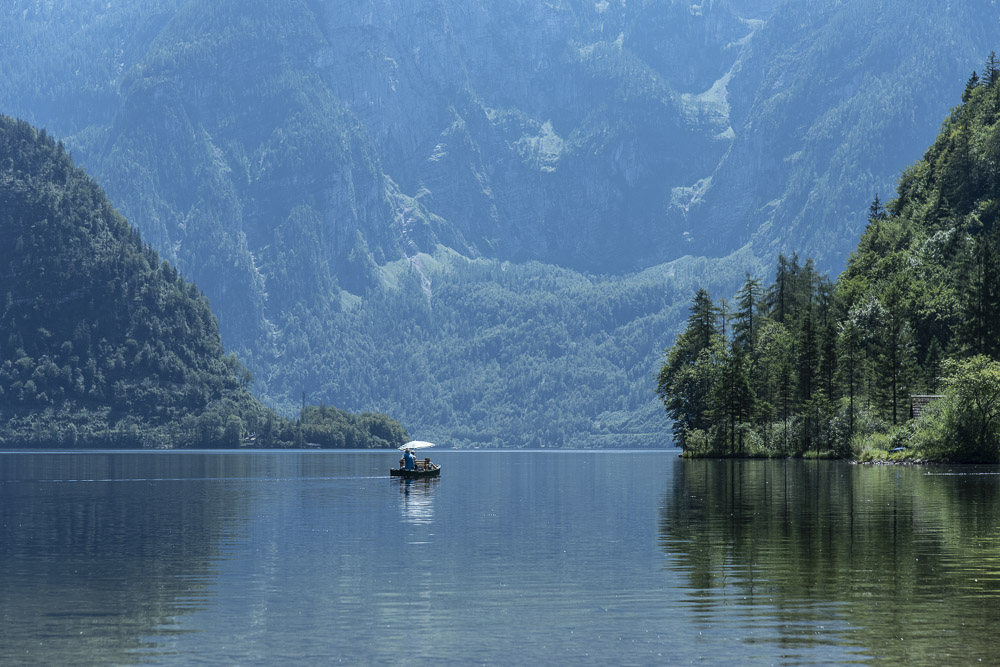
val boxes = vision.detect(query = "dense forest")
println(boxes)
[658,55,1000,463]
[256,249,765,448]
[0,115,406,449]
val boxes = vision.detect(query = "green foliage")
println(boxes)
[924,356,1000,462]
[656,289,720,445]
[660,61,1000,462]
[256,250,762,448]
[296,405,409,450]
[660,257,843,456]
[0,115,405,449]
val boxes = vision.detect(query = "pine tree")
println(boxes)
[686,288,719,353]
[837,318,863,438]
[941,125,976,214]
[982,51,1000,122]
[982,51,999,87]
[710,341,754,455]
[733,273,763,356]
[923,336,945,392]
[963,70,980,102]
[876,278,917,424]
[657,289,721,447]
[796,303,818,450]
[767,254,792,324]
[959,233,1000,357]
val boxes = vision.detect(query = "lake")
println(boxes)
[1,450,999,665]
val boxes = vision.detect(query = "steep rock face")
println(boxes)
[86,0,416,350]
[310,0,766,271]
[685,0,1000,270]
[8,1,998,287]
[23,0,770,358]
[2,0,773,284]
[628,0,766,93]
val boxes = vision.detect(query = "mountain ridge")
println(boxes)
[0,113,408,449]
[3,0,999,445]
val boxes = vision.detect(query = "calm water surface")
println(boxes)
[1,450,999,665]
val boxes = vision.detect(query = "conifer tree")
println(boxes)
[837,318,864,438]
[923,337,945,393]
[876,278,917,424]
[959,233,1000,357]
[711,341,754,455]
[767,254,792,324]
[983,51,999,87]
[796,303,818,449]
[963,70,980,102]
[734,273,763,356]
[657,289,721,446]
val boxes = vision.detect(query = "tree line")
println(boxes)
[0,114,407,449]
[658,53,1000,462]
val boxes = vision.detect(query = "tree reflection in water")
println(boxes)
[659,459,1000,665]
[398,477,439,526]
[0,452,252,666]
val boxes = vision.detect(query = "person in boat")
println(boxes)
[404,449,415,471]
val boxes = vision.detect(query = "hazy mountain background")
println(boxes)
[0,114,408,449]
[2,0,999,446]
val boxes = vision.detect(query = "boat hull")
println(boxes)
[390,466,441,478]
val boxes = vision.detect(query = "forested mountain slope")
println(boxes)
[0,115,267,446]
[0,115,407,449]
[659,61,1000,461]
[2,1,998,446]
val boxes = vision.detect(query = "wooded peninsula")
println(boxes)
[657,56,1000,463]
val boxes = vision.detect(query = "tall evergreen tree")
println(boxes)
[963,70,980,102]
[657,289,721,446]
[734,273,763,356]
[836,318,864,438]
[875,278,917,424]
[983,51,999,87]
[816,281,838,400]
[796,302,818,449]
[958,233,1000,357]
[868,193,888,222]
[711,341,754,455]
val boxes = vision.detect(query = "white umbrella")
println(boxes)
[398,440,436,451]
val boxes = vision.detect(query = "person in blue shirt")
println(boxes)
[404,449,415,471]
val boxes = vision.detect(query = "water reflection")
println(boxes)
[397,477,439,525]
[659,459,1000,664]
[0,452,252,666]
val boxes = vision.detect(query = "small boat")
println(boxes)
[390,463,441,478]
[391,440,441,478]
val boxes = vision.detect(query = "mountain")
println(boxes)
[689,0,1000,267]
[659,61,1000,462]
[0,114,267,446]
[0,114,407,450]
[2,1,998,446]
